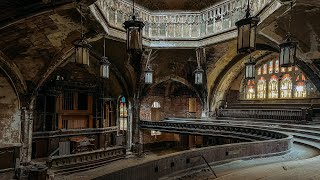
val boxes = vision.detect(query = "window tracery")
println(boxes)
[243,59,311,100]
[268,75,278,99]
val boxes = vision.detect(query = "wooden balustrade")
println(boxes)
[140,120,288,141]
[217,108,307,121]
[47,146,126,169]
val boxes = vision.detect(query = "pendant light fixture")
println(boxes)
[279,1,297,67]
[75,4,91,66]
[144,50,153,84]
[245,54,255,79]
[100,35,111,79]
[194,49,204,85]
[123,0,145,54]
[235,0,260,54]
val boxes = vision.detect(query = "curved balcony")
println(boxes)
[90,0,282,48]
[140,120,289,141]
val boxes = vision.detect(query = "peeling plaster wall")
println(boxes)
[0,73,20,145]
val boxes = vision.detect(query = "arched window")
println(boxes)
[295,74,306,98]
[263,64,267,74]
[119,96,128,131]
[257,67,261,75]
[244,59,311,100]
[268,75,278,99]
[246,80,255,99]
[269,61,273,74]
[257,77,266,99]
[280,74,292,98]
[151,101,161,108]
[275,60,279,73]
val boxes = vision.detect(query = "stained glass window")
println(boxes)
[257,77,266,99]
[246,80,255,99]
[295,82,306,98]
[269,61,273,74]
[275,60,279,73]
[268,75,278,98]
[280,74,292,98]
[244,58,310,100]
[119,96,128,131]
[263,64,267,74]
[246,86,255,99]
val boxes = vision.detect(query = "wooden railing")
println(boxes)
[33,126,118,139]
[47,146,126,169]
[140,120,288,141]
[216,108,308,121]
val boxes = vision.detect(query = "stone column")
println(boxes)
[20,108,33,164]
[196,47,209,119]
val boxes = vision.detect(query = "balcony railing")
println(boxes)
[217,108,308,120]
[95,0,271,40]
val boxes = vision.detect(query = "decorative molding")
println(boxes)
[90,0,282,48]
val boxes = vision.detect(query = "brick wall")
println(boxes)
[140,95,202,120]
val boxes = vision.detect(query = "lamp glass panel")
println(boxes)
[289,45,296,64]
[242,24,250,49]
[76,46,89,65]
[280,47,284,65]
[128,27,141,50]
[195,71,203,84]
[100,65,109,78]
[284,46,290,65]
[238,26,243,50]
[250,25,256,48]
[145,71,153,84]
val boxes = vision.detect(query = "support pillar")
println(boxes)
[20,108,33,165]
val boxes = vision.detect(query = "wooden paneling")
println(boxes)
[188,98,196,113]
[151,108,161,121]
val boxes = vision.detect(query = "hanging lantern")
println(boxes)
[279,2,297,67]
[100,35,111,78]
[75,5,91,66]
[75,38,91,66]
[279,38,297,67]
[123,0,144,53]
[235,1,260,54]
[245,60,256,79]
[145,66,153,84]
[194,67,204,85]
[100,56,111,78]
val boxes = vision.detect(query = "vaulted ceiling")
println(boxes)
[1,0,320,108]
